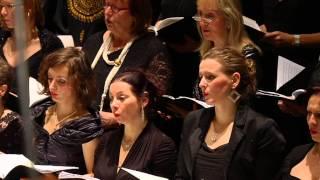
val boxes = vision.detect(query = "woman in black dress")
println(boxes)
[93,70,177,179]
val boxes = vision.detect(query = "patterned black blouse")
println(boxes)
[0,111,24,154]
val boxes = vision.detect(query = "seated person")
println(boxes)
[93,69,177,179]
[277,87,320,179]
[29,47,103,174]
[0,60,23,154]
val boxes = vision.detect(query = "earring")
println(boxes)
[228,90,241,103]
[141,106,145,122]
[27,10,31,17]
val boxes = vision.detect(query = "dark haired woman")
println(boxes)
[93,69,177,179]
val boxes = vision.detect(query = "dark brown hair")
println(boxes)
[0,60,12,100]
[127,0,152,35]
[110,69,160,119]
[38,47,96,108]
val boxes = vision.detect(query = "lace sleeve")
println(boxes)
[146,52,173,95]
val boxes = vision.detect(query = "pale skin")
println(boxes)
[42,65,99,173]
[198,58,240,149]
[109,81,148,171]
[0,0,41,67]
[290,93,320,180]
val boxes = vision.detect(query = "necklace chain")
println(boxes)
[48,105,78,130]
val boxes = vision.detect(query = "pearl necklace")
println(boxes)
[101,35,132,67]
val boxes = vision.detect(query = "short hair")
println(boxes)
[0,60,12,100]
[197,0,249,56]
[202,47,256,101]
[38,47,96,108]
[127,0,152,35]
[110,69,160,119]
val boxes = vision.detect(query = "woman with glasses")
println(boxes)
[0,0,63,112]
[82,0,172,128]
[176,47,286,180]
[193,0,261,101]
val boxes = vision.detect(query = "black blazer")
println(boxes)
[176,104,286,180]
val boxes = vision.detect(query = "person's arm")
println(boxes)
[264,31,320,48]
[254,119,286,180]
[82,137,100,173]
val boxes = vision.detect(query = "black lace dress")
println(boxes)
[0,111,24,154]
[83,31,172,111]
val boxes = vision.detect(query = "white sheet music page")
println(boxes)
[242,16,261,31]
[121,167,168,180]
[276,56,305,90]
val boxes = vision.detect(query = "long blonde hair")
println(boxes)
[197,0,258,56]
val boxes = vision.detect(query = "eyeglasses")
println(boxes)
[0,2,20,10]
[192,11,221,24]
[104,3,128,14]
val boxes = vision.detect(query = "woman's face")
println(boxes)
[307,93,320,143]
[47,65,76,105]
[109,81,144,125]
[0,0,16,29]
[104,0,134,37]
[197,0,228,47]
[199,58,234,105]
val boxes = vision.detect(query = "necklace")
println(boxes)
[101,35,132,67]
[121,139,133,151]
[208,121,222,144]
[51,105,78,130]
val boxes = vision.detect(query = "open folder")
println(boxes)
[256,56,307,100]
[0,154,78,178]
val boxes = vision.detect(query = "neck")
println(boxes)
[214,102,237,127]
[123,118,147,142]
[313,143,320,155]
[55,103,79,121]
[111,33,133,49]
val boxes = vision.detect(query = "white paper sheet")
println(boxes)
[121,167,168,180]
[277,56,305,90]
[0,154,34,178]
[58,171,100,180]
[29,77,48,107]
[242,16,261,31]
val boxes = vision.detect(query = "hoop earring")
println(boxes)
[228,90,241,103]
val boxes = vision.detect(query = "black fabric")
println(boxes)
[176,105,286,180]
[276,143,314,180]
[93,122,177,180]
[29,98,103,174]
[193,143,228,180]
[83,31,172,111]
[42,0,106,46]
[0,111,24,154]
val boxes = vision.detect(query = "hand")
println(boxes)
[99,111,119,128]
[264,31,295,47]
[277,99,306,117]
